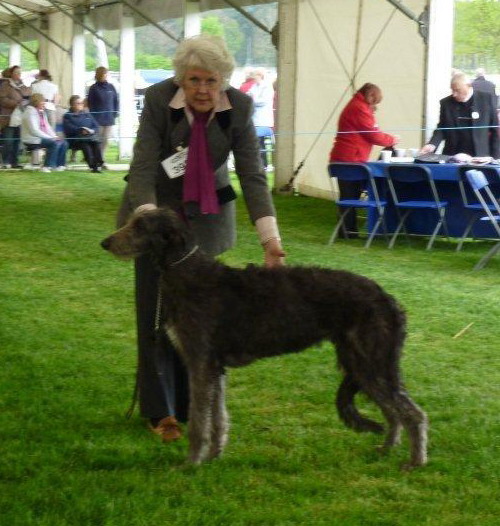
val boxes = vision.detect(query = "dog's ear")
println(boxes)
[141,209,192,260]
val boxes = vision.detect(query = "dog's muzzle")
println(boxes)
[100,237,112,251]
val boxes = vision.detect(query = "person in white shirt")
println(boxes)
[30,69,60,129]
[21,93,68,172]
[247,68,275,169]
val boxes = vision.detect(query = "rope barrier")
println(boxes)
[0,124,498,143]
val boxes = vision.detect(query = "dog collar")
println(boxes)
[170,245,199,267]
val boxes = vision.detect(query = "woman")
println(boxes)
[248,68,275,169]
[87,67,119,161]
[116,35,285,442]
[0,65,31,169]
[21,93,68,173]
[329,83,398,237]
[30,69,60,129]
[63,95,104,173]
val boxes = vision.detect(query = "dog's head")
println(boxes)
[101,207,192,263]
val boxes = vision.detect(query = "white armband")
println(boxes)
[255,216,281,245]
[135,203,158,214]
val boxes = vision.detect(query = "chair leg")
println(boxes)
[328,209,349,245]
[441,212,450,240]
[456,215,476,252]
[31,149,41,166]
[388,210,410,249]
[365,213,384,248]
[426,220,442,250]
[473,241,500,271]
[426,208,449,251]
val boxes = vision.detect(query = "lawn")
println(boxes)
[1,169,499,526]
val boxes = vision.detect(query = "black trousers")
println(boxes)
[134,255,190,423]
[72,140,104,170]
[258,136,268,168]
[337,179,364,237]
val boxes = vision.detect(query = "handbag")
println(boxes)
[9,106,23,127]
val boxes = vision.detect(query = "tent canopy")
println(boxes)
[0,1,455,193]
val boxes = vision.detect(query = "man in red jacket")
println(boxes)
[329,83,398,237]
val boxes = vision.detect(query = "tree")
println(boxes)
[454,0,500,72]
[20,45,38,71]
[201,15,224,37]
[201,15,244,59]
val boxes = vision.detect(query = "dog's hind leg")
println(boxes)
[366,386,427,469]
[187,361,219,464]
[208,373,229,461]
[392,391,428,469]
[378,407,403,450]
[336,374,385,434]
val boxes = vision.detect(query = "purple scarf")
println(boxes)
[183,108,220,215]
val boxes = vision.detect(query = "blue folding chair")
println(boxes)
[465,169,500,270]
[386,164,449,250]
[327,162,387,248]
[456,165,500,251]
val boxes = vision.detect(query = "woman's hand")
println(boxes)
[263,238,286,268]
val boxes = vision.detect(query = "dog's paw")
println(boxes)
[207,445,224,461]
[188,443,211,465]
[400,458,427,472]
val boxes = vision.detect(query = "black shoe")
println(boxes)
[11,164,24,169]
[337,231,359,240]
[91,167,102,173]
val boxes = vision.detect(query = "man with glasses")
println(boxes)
[421,72,499,158]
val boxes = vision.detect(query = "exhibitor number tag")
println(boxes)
[162,148,189,179]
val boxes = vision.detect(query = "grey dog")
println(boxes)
[101,207,428,469]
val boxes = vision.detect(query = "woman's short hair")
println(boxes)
[30,93,45,106]
[8,65,20,76]
[358,83,382,105]
[173,35,235,89]
[37,69,52,81]
[95,66,108,81]
[69,95,81,108]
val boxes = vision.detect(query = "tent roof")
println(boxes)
[0,0,274,30]
[0,1,103,26]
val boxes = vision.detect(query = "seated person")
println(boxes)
[63,95,104,173]
[21,93,68,173]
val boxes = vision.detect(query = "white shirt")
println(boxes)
[248,81,274,128]
[31,79,59,111]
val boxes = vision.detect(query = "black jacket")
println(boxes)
[429,90,499,158]
[62,110,100,140]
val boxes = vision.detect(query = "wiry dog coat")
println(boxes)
[101,208,428,468]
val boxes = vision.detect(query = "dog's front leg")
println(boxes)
[208,373,229,460]
[187,361,218,464]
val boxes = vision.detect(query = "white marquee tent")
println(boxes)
[0,0,455,197]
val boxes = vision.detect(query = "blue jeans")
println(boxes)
[39,138,68,168]
[2,126,21,166]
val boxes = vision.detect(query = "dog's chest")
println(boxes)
[165,323,182,352]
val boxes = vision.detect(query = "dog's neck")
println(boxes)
[169,244,200,267]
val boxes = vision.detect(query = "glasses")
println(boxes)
[184,77,220,90]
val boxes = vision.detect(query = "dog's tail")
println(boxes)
[336,375,385,434]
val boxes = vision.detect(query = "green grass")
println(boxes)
[1,170,499,526]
